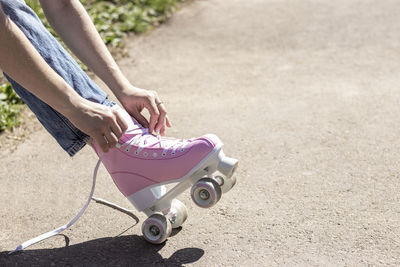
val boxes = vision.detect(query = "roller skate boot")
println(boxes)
[92,107,238,244]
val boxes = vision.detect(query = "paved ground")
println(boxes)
[2,0,400,265]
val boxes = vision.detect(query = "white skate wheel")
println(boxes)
[168,199,188,228]
[191,178,222,208]
[142,213,172,244]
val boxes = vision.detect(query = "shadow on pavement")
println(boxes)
[0,234,204,266]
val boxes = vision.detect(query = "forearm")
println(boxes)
[39,0,169,135]
[40,0,130,100]
[0,9,82,116]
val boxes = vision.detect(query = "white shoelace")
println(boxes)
[8,155,104,255]
[119,127,189,156]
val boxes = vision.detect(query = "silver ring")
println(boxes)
[156,101,163,106]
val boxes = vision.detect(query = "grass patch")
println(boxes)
[26,0,183,48]
[88,0,182,47]
[0,83,23,131]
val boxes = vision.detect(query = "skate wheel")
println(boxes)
[168,199,188,228]
[191,178,222,208]
[142,213,172,244]
[214,174,237,194]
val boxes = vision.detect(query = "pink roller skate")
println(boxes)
[92,107,238,244]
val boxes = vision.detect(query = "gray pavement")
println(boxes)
[2,0,400,265]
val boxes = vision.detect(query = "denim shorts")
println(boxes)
[1,0,115,156]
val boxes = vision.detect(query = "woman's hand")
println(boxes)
[117,85,172,136]
[65,98,128,153]
[40,1,171,137]
[39,1,171,137]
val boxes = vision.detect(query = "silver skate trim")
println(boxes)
[127,142,229,215]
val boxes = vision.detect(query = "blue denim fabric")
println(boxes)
[1,0,115,156]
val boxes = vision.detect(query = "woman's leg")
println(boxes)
[1,0,112,156]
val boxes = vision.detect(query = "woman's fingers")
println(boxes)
[166,115,172,128]
[132,109,149,128]
[104,130,118,148]
[118,87,172,135]
[93,133,109,153]
[159,124,166,136]
[147,93,167,134]
[94,107,129,152]
[154,104,166,134]
[114,108,129,134]
[109,122,122,140]
[147,96,160,134]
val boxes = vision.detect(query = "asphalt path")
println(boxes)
[2,0,400,265]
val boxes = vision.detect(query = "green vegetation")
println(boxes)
[0,83,24,131]
[26,0,183,48]
[1,0,185,131]
[88,0,183,47]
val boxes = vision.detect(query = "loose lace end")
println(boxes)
[8,155,103,255]
[8,245,23,255]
